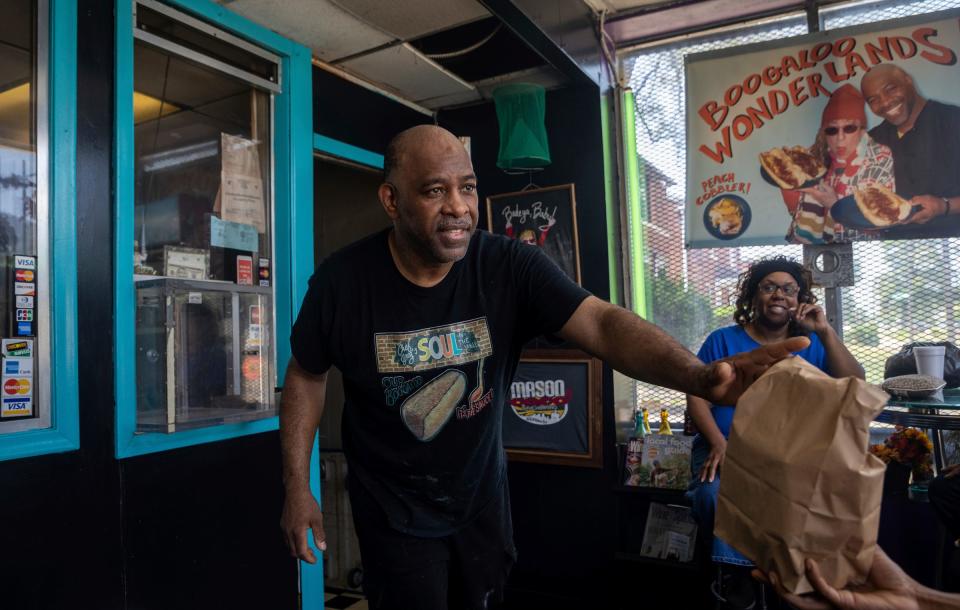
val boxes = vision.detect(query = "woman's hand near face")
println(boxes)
[792,303,830,335]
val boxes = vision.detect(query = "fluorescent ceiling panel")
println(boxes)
[217,0,394,61]
[331,0,489,40]
[133,91,180,125]
[339,43,475,104]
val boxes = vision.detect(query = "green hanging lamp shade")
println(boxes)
[492,83,551,171]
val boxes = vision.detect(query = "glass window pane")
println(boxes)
[0,0,43,433]
[133,15,277,433]
[619,16,809,438]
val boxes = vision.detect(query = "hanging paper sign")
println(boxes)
[216,133,266,234]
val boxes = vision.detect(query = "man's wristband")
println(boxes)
[944,197,952,216]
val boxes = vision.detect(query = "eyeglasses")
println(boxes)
[823,125,861,136]
[758,282,800,297]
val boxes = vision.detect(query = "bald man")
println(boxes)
[279,125,809,610]
[861,64,960,238]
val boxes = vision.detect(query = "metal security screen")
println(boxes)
[618,0,960,440]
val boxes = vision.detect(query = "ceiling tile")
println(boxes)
[331,0,489,40]
[217,0,394,62]
[339,43,476,104]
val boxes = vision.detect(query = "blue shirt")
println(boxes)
[696,325,829,438]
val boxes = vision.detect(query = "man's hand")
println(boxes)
[700,336,810,405]
[281,489,326,564]
[793,303,830,335]
[906,195,947,224]
[752,548,920,610]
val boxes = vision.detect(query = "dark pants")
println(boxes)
[349,479,516,610]
[930,473,960,540]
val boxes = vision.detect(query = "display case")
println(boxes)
[135,277,275,433]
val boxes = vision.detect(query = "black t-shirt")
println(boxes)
[869,100,960,240]
[291,228,590,536]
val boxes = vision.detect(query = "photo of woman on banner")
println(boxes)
[782,84,896,244]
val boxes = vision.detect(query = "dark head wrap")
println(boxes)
[733,256,817,329]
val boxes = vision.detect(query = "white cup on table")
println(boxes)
[914,345,946,380]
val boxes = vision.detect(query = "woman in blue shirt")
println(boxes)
[687,256,863,610]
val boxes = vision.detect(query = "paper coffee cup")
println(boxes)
[914,345,946,379]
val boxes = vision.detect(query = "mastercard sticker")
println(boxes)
[2,376,32,397]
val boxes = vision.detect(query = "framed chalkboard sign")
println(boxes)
[486,184,582,284]
[503,349,602,468]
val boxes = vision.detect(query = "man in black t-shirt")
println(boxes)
[861,64,960,239]
[279,125,809,610]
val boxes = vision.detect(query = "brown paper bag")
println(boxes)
[715,357,888,595]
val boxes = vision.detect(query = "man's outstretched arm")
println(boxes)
[557,296,809,405]
[279,357,328,564]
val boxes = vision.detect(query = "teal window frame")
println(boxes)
[113,0,314,458]
[313,134,385,170]
[0,0,80,462]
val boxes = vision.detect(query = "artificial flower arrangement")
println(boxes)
[869,426,934,480]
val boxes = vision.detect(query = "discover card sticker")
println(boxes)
[2,339,32,357]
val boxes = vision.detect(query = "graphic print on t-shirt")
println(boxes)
[375,317,492,373]
[376,317,493,441]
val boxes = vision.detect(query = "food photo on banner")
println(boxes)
[685,8,960,248]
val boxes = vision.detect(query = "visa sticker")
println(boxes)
[14,255,36,270]
[1,396,32,417]
[16,296,34,308]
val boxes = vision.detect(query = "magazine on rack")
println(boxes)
[640,502,698,563]
[622,436,646,487]
[641,435,693,490]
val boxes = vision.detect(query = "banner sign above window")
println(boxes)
[684,8,960,248]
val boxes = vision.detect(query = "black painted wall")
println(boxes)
[0,1,124,607]
[313,67,432,155]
